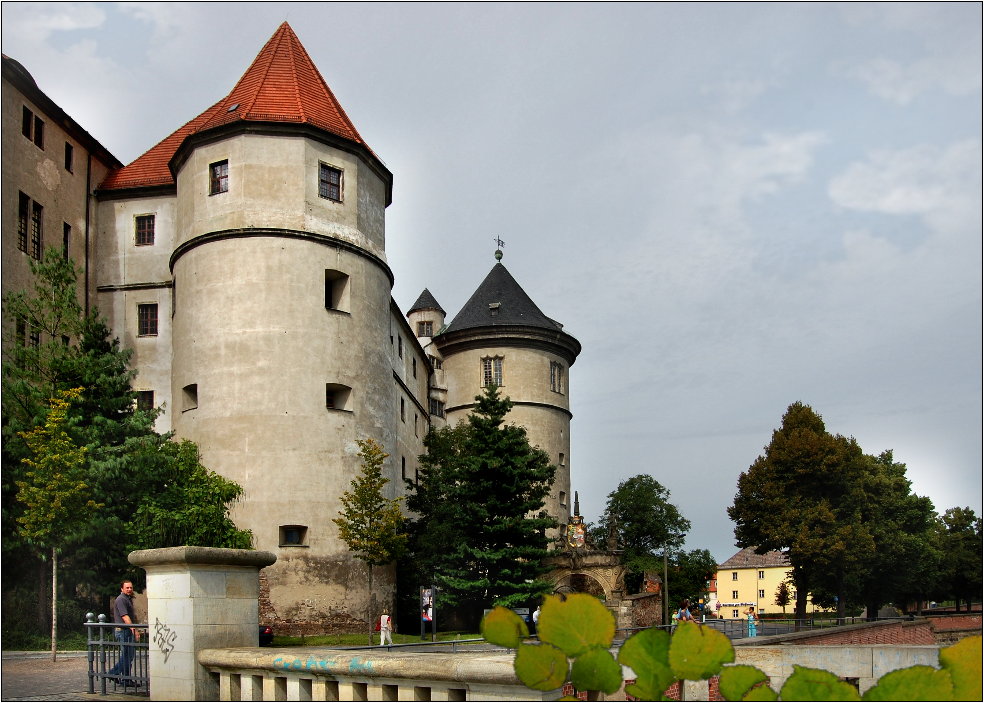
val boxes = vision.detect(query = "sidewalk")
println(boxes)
[1,652,145,701]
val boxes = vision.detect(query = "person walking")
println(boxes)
[532,606,541,636]
[107,581,140,685]
[379,611,393,646]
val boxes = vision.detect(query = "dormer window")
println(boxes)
[488,302,500,317]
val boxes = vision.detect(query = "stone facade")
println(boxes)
[3,24,580,633]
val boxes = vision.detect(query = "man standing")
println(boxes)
[378,611,393,646]
[107,581,140,685]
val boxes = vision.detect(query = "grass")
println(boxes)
[272,631,481,647]
[2,630,88,651]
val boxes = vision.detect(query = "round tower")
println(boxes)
[434,250,581,527]
[407,288,448,426]
[167,24,396,628]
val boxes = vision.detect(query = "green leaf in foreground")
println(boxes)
[719,665,777,701]
[938,635,982,701]
[538,593,616,657]
[780,665,861,701]
[618,628,675,701]
[570,647,623,694]
[514,642,569,691]
[862,666,953,701]
[669,621,735,681]
[481,606,529,648]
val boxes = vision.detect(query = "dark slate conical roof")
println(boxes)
[408,288,445,316]
[443,263,563,334]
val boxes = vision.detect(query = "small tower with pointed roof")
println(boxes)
[428,248,581,527]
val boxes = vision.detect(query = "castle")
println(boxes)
[2,23,579,628]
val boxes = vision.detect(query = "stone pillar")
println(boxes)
[129,546,277,701]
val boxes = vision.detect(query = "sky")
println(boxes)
[2,2,980,562]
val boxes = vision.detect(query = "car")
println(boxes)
[259,625,274,646]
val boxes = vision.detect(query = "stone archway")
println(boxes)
[543,550,627,605]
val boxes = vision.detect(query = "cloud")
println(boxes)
[1,2,106,40]
[828,140,982,217]
[847,55,982,105]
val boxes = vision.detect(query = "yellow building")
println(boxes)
[714,547,829,618]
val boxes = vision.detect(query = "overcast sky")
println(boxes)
[3,2,980,562]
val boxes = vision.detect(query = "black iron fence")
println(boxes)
[84,613,149,694]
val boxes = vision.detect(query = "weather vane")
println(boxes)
[494,237,505,261]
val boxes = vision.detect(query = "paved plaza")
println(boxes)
[1,652,143,701]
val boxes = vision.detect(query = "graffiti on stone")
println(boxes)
[153,617,177,663]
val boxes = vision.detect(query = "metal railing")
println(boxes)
[614,615,914,642]
[84,613,149,694]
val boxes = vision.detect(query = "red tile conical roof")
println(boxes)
[101,22,374,191]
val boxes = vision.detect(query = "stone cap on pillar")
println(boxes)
[129,546,277,569]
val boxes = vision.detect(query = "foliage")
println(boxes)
[333,438,408,568]
[3,248,251,637]
[729,402,940,619]
[482,597,983,701]
[670,549,718,610]
[15,388,100,549]
[128,438,252,550]
[404,385,557,626]
[774,581,791,614]
[334,438,408,641]
[934,507,982,611]
[595,474,690,593]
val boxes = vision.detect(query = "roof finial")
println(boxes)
[494,237,504,261]
[573,491,580,517]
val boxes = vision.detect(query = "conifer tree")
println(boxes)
[406,385,557,627]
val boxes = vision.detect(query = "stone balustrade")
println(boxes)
[197,647,556,701]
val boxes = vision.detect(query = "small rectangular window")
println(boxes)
[417,321,433,337]
[279,525,308,546]
[759,589,765,599]
[22,106,33,139]
[319,163,342,202]
[182,383,198,411]
[429,355,443,370]
[732,590,739,599]
[136,390,155,411]
[18,193,29,253]
[33,116,44,149]
[482,356,503,387]
[30,201,43,260]
[550,362,565,394]
[758,571,765,579]
[137,303,159,336]
[732,572,738,581]
[209,160,229,194]
[428,398,445,418]
[64,142,74,172]
[135,214,155,246]
[324,269,350,311]
[62,223,71,260]
[325,383,352,411]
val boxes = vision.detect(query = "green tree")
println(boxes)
[596,475,690,595]
[129,438,252,550]
[405,385,557,628]
[775,580,791,615]
[729,402,874,622]
[15,388,101,660]
[3,249,251,637]
[334,438,408,643]
[934,507,982,612]
[670,549,718,613]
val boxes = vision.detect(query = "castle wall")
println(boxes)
[443,344,573,526]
